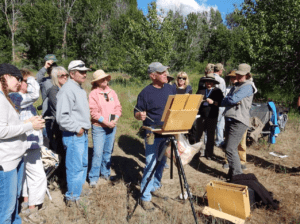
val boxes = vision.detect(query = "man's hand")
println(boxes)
[106,121,116,129]
[135,111,146,121]
[25,116,45,131]
[44,60,54,69]
[77,128,84,137]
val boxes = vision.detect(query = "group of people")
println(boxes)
[0,54,258,221]
[0,55,122,223]
[134,61,256,211]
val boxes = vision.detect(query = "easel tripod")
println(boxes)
[127,135,198,223]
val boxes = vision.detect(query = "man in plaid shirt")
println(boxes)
[9,69,47,223]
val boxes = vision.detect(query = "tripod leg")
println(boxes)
[171,140,185,199]
[170,138,173,179]
[171,137,198,224]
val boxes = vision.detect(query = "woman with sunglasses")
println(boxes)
[173,71,192,94]
[0,63,45,223]
[47,67,69,154]
[88,70,122,188]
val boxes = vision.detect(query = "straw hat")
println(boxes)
[226,70,236,77]
[91,69,111,83]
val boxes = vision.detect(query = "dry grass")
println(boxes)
[25,71,300,224]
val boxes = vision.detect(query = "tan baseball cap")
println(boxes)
[235,63,251,76]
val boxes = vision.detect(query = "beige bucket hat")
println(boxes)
[91,69,111,83]
[235,64,251,76]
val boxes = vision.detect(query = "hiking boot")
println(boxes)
[140,200,155,211]
[66,198,90,208]
[151,189,168,200]
[223,163,229,169]
[241,164,247,170]
[89,181,97,188]
[81,188,92,196]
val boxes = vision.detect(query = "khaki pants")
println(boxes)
[225,130,247,165]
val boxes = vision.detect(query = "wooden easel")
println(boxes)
[143,94,203,135]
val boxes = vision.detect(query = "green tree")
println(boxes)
[239,0,300,95]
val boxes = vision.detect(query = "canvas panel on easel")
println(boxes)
[169,94,189,110]
[184,94,203,110]
[162,110,198,131]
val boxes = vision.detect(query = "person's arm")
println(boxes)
[19,77,40,108]
[47,87,58,118]
[36,67,47,84]
[221,85,253,107]
[134,92,147,121]
[56,90,81,133]
[0,98,33,139]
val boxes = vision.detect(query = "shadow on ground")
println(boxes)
[189,153,227,179]
[247,153,300,173]
[118,134,145,163]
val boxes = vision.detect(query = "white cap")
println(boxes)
[68,60,91,71]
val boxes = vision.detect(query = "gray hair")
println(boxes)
[51,66,68,87]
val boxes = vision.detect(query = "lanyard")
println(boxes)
[205,88,213,99]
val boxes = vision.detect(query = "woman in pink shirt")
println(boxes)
[88,70,122,187]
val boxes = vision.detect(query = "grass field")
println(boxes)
[24,70,300,224]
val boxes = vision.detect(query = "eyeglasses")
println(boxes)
[178,77,186,80]
[103,93,109,102]
[58,74,69,78]
[78,70,87,75]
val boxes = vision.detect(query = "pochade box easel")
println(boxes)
[128,94,203,224]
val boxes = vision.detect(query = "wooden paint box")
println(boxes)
[206,180,251,220]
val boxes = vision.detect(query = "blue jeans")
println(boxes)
[140,135,167,202]
[89,125,116,183]
[62,131,88,201]
[215,107,225,146]
[0,160,24,224]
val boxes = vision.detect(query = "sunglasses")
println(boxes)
[103,93,109,102]
[69,64,85,70]
[178,77,186,80]
[78,70,87,75]
[58,74,69,78]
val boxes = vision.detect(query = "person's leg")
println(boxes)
[238,130,247,165]
[89,126,106,184]
[140,135,167,202]
[215,107,225,146]
[0,167,18,224]
[63,131,86,202]
[82,132,89,186]
[225,120,248,177]
[195,117,205,143]
[205,118,218,157]
[100,127,116,178]
[152,138,168,192]
[23,149,47,207]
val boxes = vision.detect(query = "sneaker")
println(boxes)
[81,188,92,197]
[89,181,97,188]
[199,149,205,157]
[100,175,109,181]
[223,163,229,169]
[140,200,155,211]
[241,164,247,170]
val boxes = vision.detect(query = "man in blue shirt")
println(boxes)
[221,64,255,179]
[134,62,176,211]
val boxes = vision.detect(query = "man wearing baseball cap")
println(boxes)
[134,62,176,211]
[213,63,226,148]
[221,63,255,179]
[56,60,91,207]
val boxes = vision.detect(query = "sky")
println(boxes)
[137,0,244,21]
